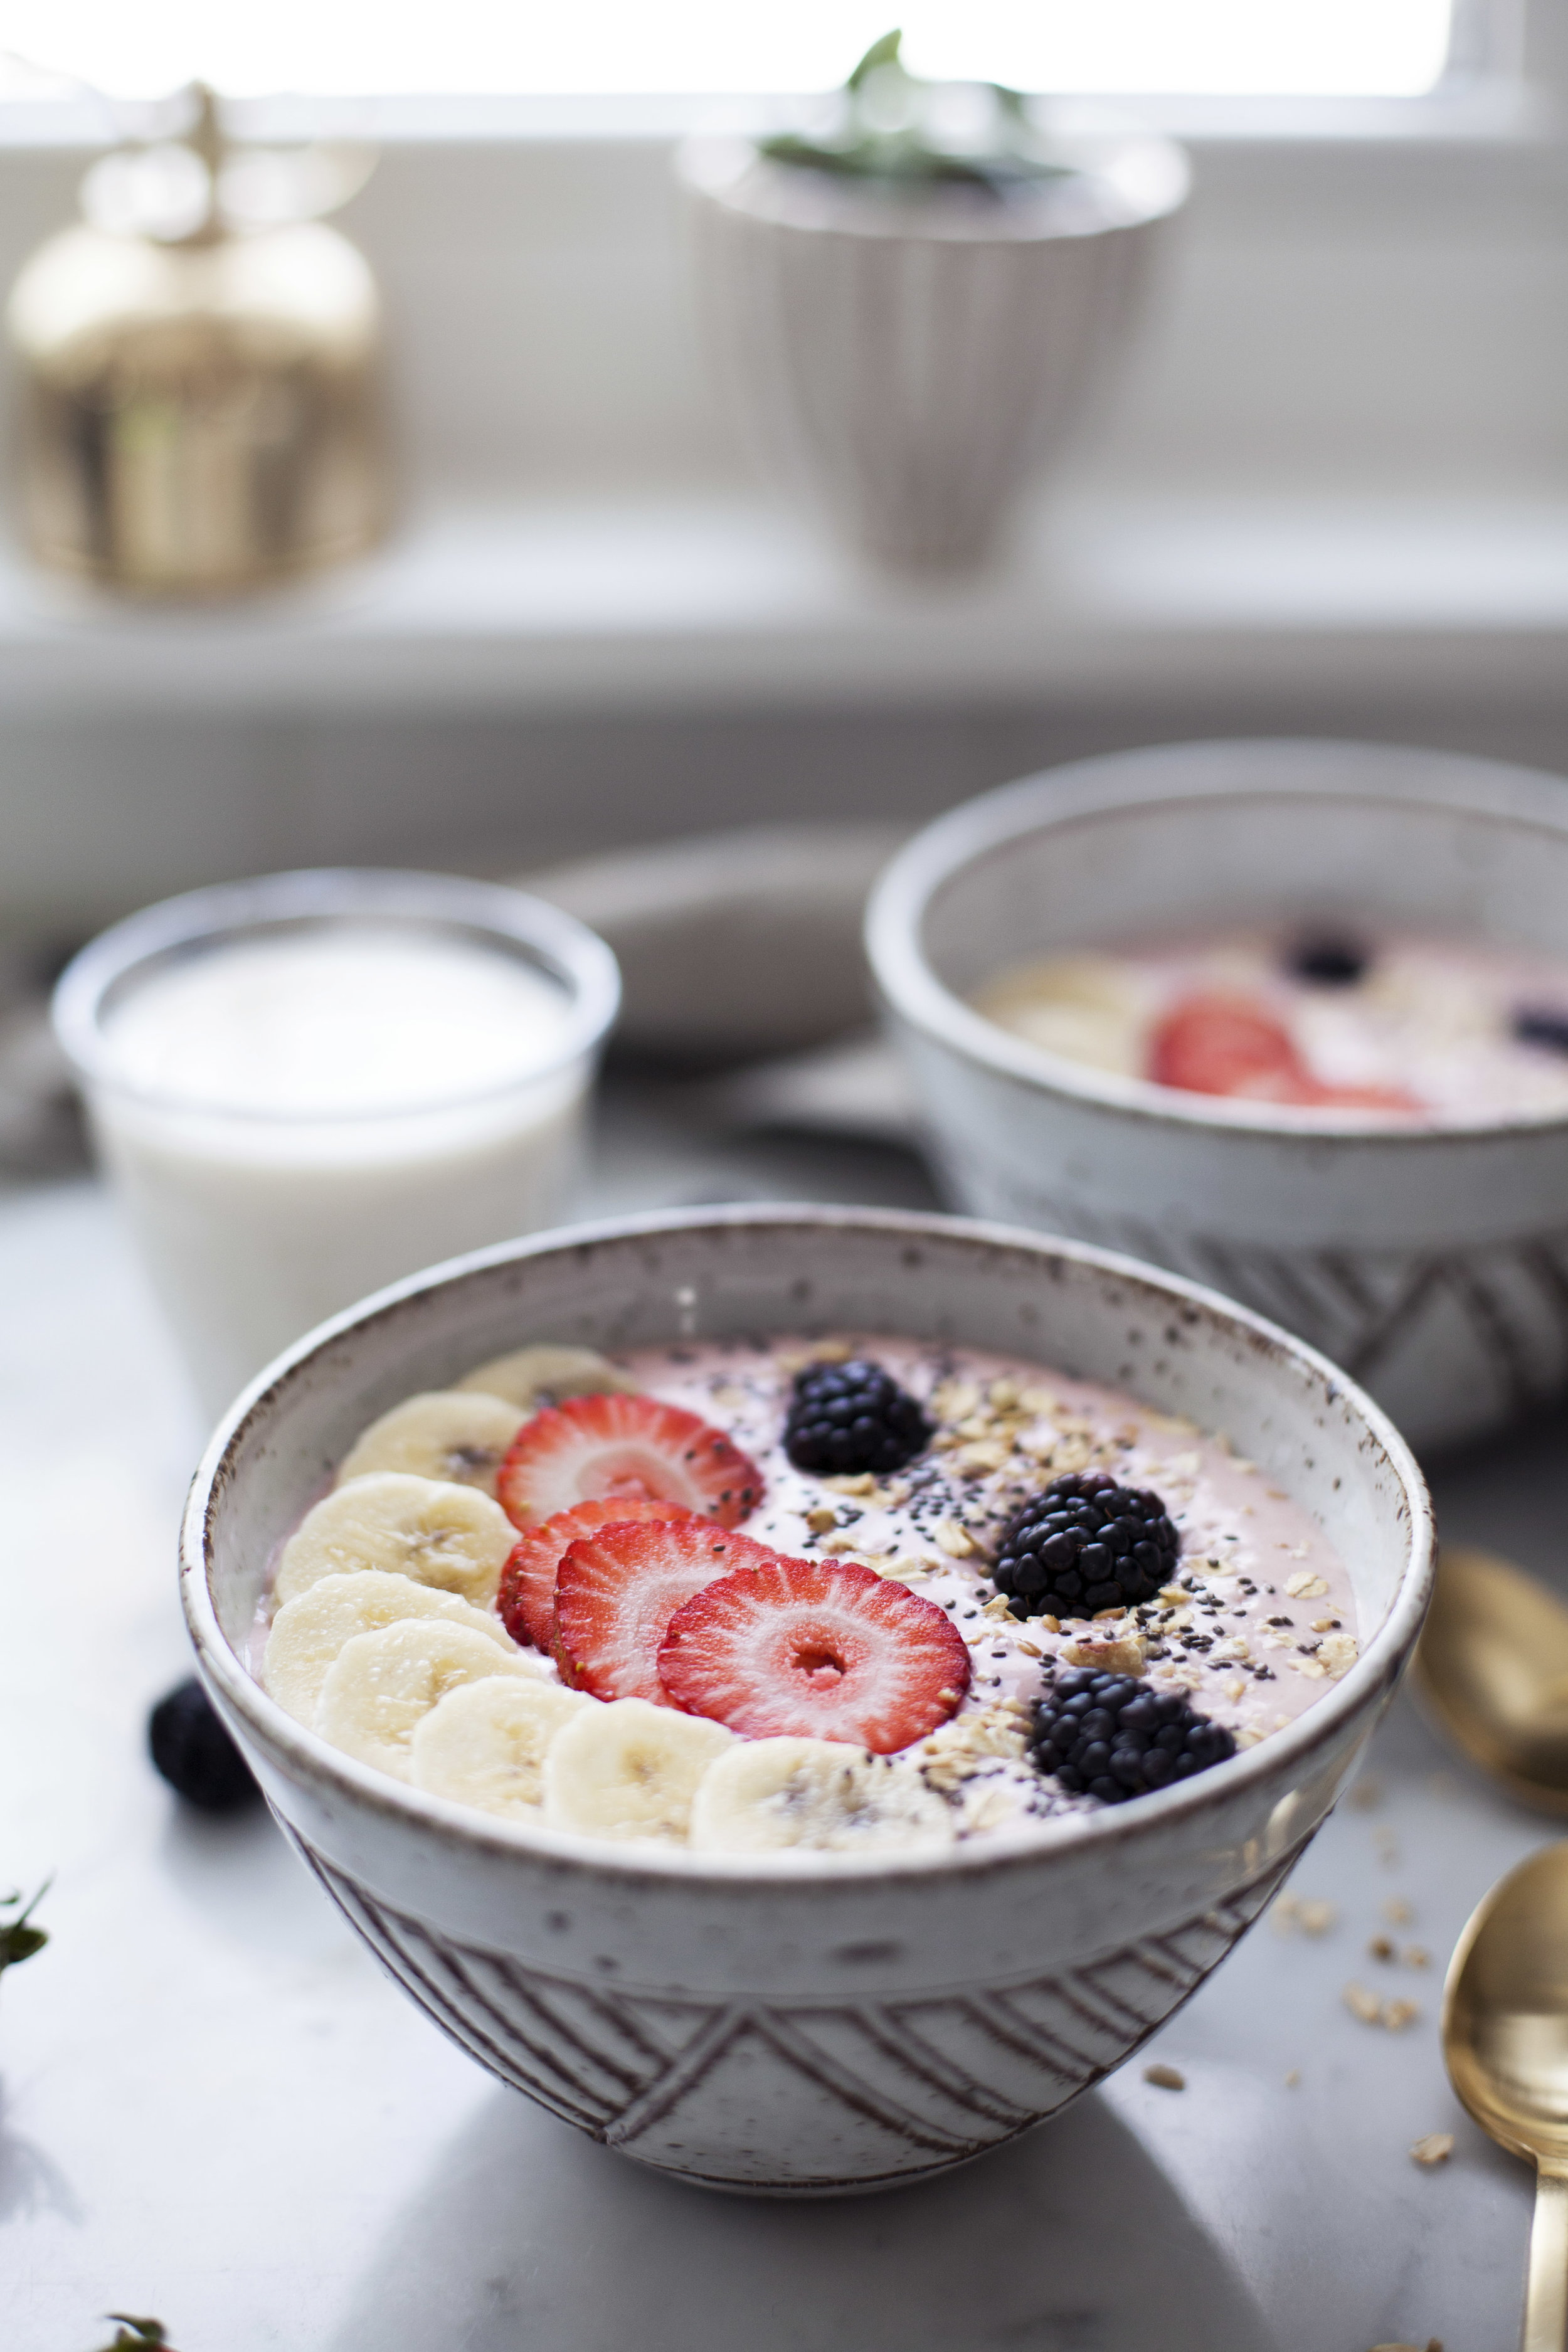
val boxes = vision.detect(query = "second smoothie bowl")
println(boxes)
[866,738,1568,1452]
[182,1207,1431,2195]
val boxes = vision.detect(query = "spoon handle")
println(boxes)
[1525,2166,1568,2352]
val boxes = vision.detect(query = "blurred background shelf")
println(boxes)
[6,491,1568,718]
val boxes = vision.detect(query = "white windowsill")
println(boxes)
[4,490,1566,717]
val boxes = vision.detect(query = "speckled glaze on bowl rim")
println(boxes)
[865,736,1568,1145]
[180,1203,1434,1893]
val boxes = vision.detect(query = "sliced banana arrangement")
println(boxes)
[455,1343,638,1412]
[544,1698,735,1845]
[274,1472,516,1609]
[335,1390,524,1498]
[411,1677,591,1820]
[257,1334,1084,1858]
[690,1738,955,1855]
[315,1619,545,1781]
[264,1569,517,1727]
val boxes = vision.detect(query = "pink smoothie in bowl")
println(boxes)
[252,1328,1359,1856]
[974,926,1568,1123]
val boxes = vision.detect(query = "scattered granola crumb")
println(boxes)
[823,1472,876,1496]
[1143,2063,1185,2090]
[805,1504,838,1534]
[1404,1945,1431,1969]
[933,1518,977,1559]
[1344,1981,1384,2025]
[1286,1571,1330,1599]
[1410,2133,1454,2167]
[1384,1997,1421,2031]
[1275,1893,1338,1937]
[1369,1935,1396,1962]
[918,1700,1030,1793]
[1382,1895,1414,1926]
[1283,2069,1301,2087]
[1063,1627,1148,1677]
[1347,1777,1384,1812]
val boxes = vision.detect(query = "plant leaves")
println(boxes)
[846,28,903,90]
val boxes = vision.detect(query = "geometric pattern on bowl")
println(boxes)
[940,1158,1568,1460]
[295,1835,1298,2195]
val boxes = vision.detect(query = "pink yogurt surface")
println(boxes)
[981,928,1568,1124]
[253,1335,1360,1841]
[606,1334,1360,1834]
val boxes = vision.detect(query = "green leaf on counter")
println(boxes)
[0,1878,50,1978]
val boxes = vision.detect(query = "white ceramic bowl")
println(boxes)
[182,1206,1431,2196]
[866,738,1568,1454]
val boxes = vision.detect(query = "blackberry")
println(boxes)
[992,1469,1179,1619]
[1513,1005,1568,1057]
[1029,1668,1235,1803]
[148,1679,260,1813]
[1286,933,1369,987]
[784,1358,931,1476]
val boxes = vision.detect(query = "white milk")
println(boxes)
[88,925,595,1415]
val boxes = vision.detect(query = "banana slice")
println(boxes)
[455,1344,638,1412]
[315,1619,542,1781]
[690,1737,955,1855]
[410,1676,591,1819]
[274,1472,516,1609]
[543,1697,734,1845]
[972,955,1150,1078]
[335,1391,524,1498]
[264,1569,516,1729]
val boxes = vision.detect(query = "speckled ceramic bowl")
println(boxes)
[866,739,1568,1454]
[181,1207,1431,2196]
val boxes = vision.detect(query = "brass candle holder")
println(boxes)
[6,87,388,597]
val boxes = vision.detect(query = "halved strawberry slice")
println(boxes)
[657,1555,972,1752]
[553,1518,780,1703]
[1151,990,1423,1114]
[1149,992,1310,1101]
[497,1496,697,1649]
[497,1391,763,1533]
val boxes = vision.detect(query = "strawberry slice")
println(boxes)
[1149,992,1310,1101]
[497,1391,764,1533]
[1151,990,1423,1113]
[553,1518,780,1703]
[498,1496,697,1649]
[657,1555,972,1752]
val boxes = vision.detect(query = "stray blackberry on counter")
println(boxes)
[1030,1668,1235,1803]
[1513,1005,1568,1057]
[148,1679,260,1813]
[992,1470,1178,1619]
[1286,933,1369,987]
[784,1358,931,1476]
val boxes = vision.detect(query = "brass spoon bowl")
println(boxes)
[1410,1547,1568,1814]
[1444,1845,1568,2351]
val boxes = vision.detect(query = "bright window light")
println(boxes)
[3,1,1456,105]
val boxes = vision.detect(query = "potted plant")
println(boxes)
[678,31,1189,573]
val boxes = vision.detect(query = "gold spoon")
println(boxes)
[1410,1547,1568,1814]
[1445,1845,1568,2351]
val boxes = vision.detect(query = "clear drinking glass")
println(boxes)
[53,868,620,1419]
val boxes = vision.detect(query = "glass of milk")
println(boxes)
[53,869,620,1418]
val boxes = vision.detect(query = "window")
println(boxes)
[3,0,1459,105]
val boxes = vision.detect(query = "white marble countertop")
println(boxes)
[3,1091,1562,2352]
